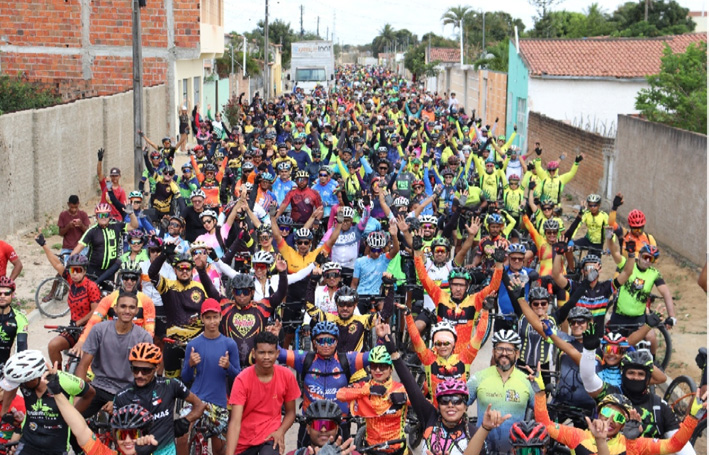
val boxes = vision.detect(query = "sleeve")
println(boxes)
[405,313,437,366]
[414,255,442,304]
[466,373,479,405]
[459,310,489,364]
[284,368,302,402]
[227,339,241,379]
[229,374,247,406]
[392,349,437,424]
[560,163,579,185]
[140,295,155,337]
[78,296,112,344]
[181,339,197,384]
[523,215,544,249]
[626,416,698,455]
[57,370,91,397]
[336,382,371,403]
[534,392,584,449]
[353,259,361,279]
[474,266,502,311]
[580,348,604,393]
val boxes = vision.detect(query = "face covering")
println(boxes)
[622,375,648,398]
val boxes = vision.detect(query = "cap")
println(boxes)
[201,298,221,315]
[110,168,121,176]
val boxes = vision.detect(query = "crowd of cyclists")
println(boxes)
[0,64,706,455]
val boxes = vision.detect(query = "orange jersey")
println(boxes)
[77,290,155,344]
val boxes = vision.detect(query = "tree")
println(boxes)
[372,24,397,56]
[473,39,509,71]
[612,0,695,37]
[635,41,707,134]
[442,5,472,33]
[529,0,566,27]
[404,42,441,79]
[0,74,62,115]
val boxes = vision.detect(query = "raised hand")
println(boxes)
[585,417,608,440]
[189,347,201,367]
[275,255,288,272]
[481,403,512,431]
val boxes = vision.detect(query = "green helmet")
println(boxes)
[430,237,451,250]
[598,393,633,416]
[368,346,392,366]
[129,191,143,200]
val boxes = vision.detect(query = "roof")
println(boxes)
[689,11,707,17]
[428,47,461,63]
[518,33,707,78]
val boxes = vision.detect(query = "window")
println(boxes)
[295,68,326,82]
[193,76,201,109]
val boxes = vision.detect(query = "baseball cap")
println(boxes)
[201,298,221,315]
[109,167,121,176]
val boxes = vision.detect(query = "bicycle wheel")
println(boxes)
[188,427,210,455]
[654,325,672,371]
[663,375,697,421]
[34,276,71,318]
[691,417,706,445]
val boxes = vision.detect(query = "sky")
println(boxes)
[225,0,707,46]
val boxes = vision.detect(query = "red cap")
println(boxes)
[201,298,221,315]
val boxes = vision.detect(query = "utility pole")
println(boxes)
[333,11,336,44]
[482,11,486,54]
[243,35,247,77]
[326,26,329,41]
[459,18,463,67]
[131,0,144,190]
[644,0,649,21]
[317,16,320,37]
[300,5,304,36]
[264,0,270,101]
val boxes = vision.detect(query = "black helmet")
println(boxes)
[568,306,592,321]
[334,286,358,304]
[111,404,152,431]
[230,273,255,291]
[204,163,218,173]
[66,254,89,268]
[621,350,654,374]
[528,287,550,302]
[171,252,194,267]
[303,399,342,422]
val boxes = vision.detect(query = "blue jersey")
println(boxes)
[497,266,535,315]
[182,334,241,408]
[273,179,296,205]
[353,254,392,295]
[311,180,339,217]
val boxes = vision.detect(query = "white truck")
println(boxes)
[288,40,335,93]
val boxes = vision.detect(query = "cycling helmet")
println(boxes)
[119,260,142,275]
[171,252,194,267]
[255,225,272,237]
[528,287,550,302]
[129,343,163,365]
[540,198,555,209]
[193,145,205,153]
[602,332,629,347]
[487,213,504,225]
[507,243,527,255]
[243,182,253,192]
[145,236,163,249]
[366,232,388,249]
[276,161,292,171]
[431,237,451,250]
[321,262,342,274]
[162,165,175,175]
[3,350,46,386]
[95,203,111,214]
[111,404,152,432]
[199,210,218,221]
[292,170,308,180]
[260,172,275,182]
[129,191,143,200]
[204,163,218,173]
[441,168,455,177]
[449,267,472,283]
[127,229,144,241]
[277,215,294,227]
[189,240,209,252]
[508,174,520,181]
[252,250,275,266]
[621,350,654,373]
[230,273,255,290]
[598,393,633,416]
[639,244,659,260]
[509,421,550,447]
[412,179,424,188]
[431,320,457,342]
[294,228,313,241]
[567,306,592,321]
[491,330,522,348]
[368,346,392,366]
[242,161,255,171]
[340,207,356,219]
[435,378,469,400]
[319,166,332,175]
[149,150,161,159]
[66,254,89,268]
[277,142,287,150]
[182,162,193,171]
[334,286,358,304]
[392,197,409,208]
[377,146,388,154]
[627,209,646,228]
[419,214,438,226]
[0,277,15,291]
[542,219,560,231]
[161,137,171,144]
[587,194,602,204]
[580,254,601,267]
[546,161,559,170]
[312,321,339,338]
[303,399,342,422]
[190,189,206,200]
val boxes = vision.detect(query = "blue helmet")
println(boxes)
[488,213,504,225]
[507,243,527,254]
[312,321,339,338]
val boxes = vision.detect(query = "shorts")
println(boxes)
[237,442,280,455]
[163,341,185,378]
[59,328,81,348]
[155,306,167,339]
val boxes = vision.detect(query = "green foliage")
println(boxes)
[404,42,441,79]
[0,74,62,115]
[223,94,243,130]
[635,41,707,134]
[473,40,509,71]
[41,224,59,238]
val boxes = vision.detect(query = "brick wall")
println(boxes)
[527,111,614,201]
[0,0,200,101]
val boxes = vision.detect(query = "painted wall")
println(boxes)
[506,40,529,151]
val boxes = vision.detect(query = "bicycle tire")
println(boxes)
[34,276,71,318]
[663,375,697,421]
[188,427,210,455]
[690,417,706,445]
[654,325,672,371]
[406,408,423,449]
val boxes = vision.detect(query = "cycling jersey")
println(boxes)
[567,279,615,330]
[534,160,579,204]
[312,179,339,217]
[277,239,331,274]
[467,365,534,454]
[0,307,28,365]
[556,333,597,411]
[149,255,208,328]
[354,254,394,296]
[279,187,322,224]
[614,257,664,317]
[77,290,156,344]
[475,235,510,273]
[151,177,180,214]
[61,271,101,324]
[321,219,368,269]
[415,256,501,354]
[114,377,190,453]
[272,178,296,205]
[575,211,609,245]
[523,215,554,276]
[518,315,555,367]
[422,258,455,311]
[594,383,678,438]
[79,222,128,272]
[0,242,18,277]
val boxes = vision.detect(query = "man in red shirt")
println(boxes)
[57,195,90,256]
[275,170,322,226]
[225,331,300,455]
[0,241,22,281]
[96,148,126,221]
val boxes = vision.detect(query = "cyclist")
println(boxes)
[273,162,296,206]
[57,195,90,258]
[496,243,539,330]
[532,152,582,205]
[143,163,184,222]
[123,192,155,236]
[466,330,534,454]
[568,194,610,255]
[522,215,563,277]
[311,167,339,218]
[0,350,94,455]
[96,148,127,221]
[195,208,242,258]
[336,345,408,455]
[177,163,200,202]
[182,190,208,243]
[191,160,226,208]
[0,277,27,365]
[287,400,356,455]
[276,170,323,225]
[471,213,511,270]
[319,206,370,276]
[508,421,551,455]
[115,343,206,455]
[351,228,400,312]
[251,251,312,302]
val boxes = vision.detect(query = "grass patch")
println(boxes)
[51,243,62,250]
[41,224,59,237]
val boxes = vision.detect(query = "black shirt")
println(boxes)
[182,206,207,243]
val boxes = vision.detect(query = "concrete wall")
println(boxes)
[0,85,168,237]
[613,115,707,266]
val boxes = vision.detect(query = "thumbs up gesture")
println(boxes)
[219,351,230,369]
[189,347,201,367]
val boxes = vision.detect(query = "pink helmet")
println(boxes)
[546,161,559,171]
[95,203,111,213]
[435,378,469,400]
[508,174,520,181]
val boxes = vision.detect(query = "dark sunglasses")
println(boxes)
[0,291,13,297]
[175,264,193,271]
[192,249,207,256]
[296,240,311,245]
[169,222,182,228]
[129,239,143,245]
[324,272,341,279]
[370,248,382,254]
[310,419,338,432]
[233,288,251,296]
[163,171,175,176]
[315,336,337,346]
[319,173,329,177]
[369,363,390,371]
[122,274,140,282]
[115,428,143,441]
[337,301,356,308]
[131,365,155,376]
[531,301,548,308]
[569,319,587,326]
[438,395,466,406]
[97,213,111,219]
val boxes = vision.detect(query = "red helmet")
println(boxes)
[508,174,520,181]
[627,209,646,228]
[509,421,550,447]
[0,276,16,292]
[546,161,559,171]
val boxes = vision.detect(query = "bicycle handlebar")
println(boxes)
[44,325,84,333]
[358,438,406,453]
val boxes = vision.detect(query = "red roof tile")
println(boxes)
[428,47,461,63]
[518,33,707,78]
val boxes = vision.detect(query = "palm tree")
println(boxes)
[441,5,472,33]
[372,24,397,56]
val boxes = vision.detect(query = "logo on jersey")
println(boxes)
[191,290,203,304]
[231,313,257,337]
[505,389,520,402]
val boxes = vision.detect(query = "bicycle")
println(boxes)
[272,300,311,352]
[44,325,84,374]
[35,254,71,318]
[663,347,706,446]
[186,403,225,455]
[355,436,406,455]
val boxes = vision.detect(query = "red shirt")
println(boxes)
[99,180,127,221]
[280,188,322,224]
[58,210,90,250]
[229,365,300,454]
[0,242,18,278]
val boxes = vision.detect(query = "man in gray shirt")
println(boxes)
[76,290,152,418]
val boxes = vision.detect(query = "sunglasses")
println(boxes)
[0,291,13,297]
[296,177,308,181]
[542,207,553,211]
[132,199,143,204]
[509,256,525,262]
[434,341,452,348]
[233,288,251,296]
[319,173,329,177]
[315,336,337,346]
[378,167,388,171]
[202,218,216,224]
[423,224,434,229]
[531,301,548,308]
[122,274,140,282]
[149,248,162,254]
[115,428,143,441]
[433,247,448,254]
[192,249,207,256]
[337,301,356,308]
[370,363,390,371]
[324,272,341,279]
[130,365,156,376]
[169,222,182,228]
[370,248,382,254]
[97,213,110,219]
[297,240,311,245]
[545,231,558,236]
[253,264,268,270]
[588,203,599,208]
[641,255,656,263]
[69,267,85,274]
[604,344,626,355]
[280,226,292,232]
[600,406,627,425]
[515,448,543,455]
[259,235,272,241]
[176,264,193,271]
[438,395,465,406]
[310,419,338,432]
[130,239,143,245]
[163,171,175,176]
[568,319,587,326]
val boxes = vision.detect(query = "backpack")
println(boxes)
[300,351,352,384]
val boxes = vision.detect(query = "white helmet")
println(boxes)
[393,197,409,208]
[1,350,46,390]
[199,210,218,220]
[190,189,206,200]
[419,214,438,226]
[341,207,356,219]
[321,262,342,274]
[358,199,373,212]
[492,330,521,348]
[367,232,388,249]
[252,250,275,266]
[431,320,457,342]
[189,240,210,252]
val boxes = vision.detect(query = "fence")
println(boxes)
[0,85,168,237]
